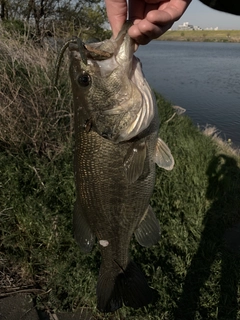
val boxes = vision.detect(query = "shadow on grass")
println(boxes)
[174,154,240,320]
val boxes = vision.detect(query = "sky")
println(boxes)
[173,1,240,30]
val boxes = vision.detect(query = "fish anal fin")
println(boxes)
[73,199,95,253]
[123,141,147,183]
[97,261,158,313]
[134,206,161,247]
[155,137,174,171]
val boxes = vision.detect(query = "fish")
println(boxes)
[68,21,174,313]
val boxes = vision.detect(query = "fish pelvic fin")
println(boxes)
[134,205,161,247]
[97,260,158,313]
[154,137,174,171]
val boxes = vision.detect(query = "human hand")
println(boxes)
[105,0,192,45]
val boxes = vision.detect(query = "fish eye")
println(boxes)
[77,73,91,87]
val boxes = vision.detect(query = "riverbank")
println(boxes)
[159,30,240,42]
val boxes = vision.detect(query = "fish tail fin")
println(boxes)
[97,260,158,313]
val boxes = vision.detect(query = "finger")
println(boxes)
[129,19,161,38]
[130,0,192,43]
[128,20,173,45]
[146,9,175,25]
[148,0,192,22]
[105,0,127,37]
[129,0,146,20]
[144,0,167,3]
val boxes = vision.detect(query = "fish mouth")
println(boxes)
[69,21,135,75]
[112,20,135,65]
[71,39,114,65]
[85,20,134,63]
[56,22,134,85]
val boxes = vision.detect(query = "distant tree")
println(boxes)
[0,0,8,20]
[1,0,109,40]
[22,0,56,38]
[55,0,109,40]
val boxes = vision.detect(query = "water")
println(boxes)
[136,41,240,147]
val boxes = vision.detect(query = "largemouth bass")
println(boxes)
[68,22,174,313]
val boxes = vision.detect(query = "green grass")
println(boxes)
[1,28,240,319]
[159,30,240,43]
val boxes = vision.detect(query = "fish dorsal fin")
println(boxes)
[73,199,95,253]
[134,206,161,247]
[123,141,147,183]
[155,138,174,170]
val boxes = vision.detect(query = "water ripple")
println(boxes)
[137,41,240,147]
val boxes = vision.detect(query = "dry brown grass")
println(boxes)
[202,125,240,160]
[0,26,73,157]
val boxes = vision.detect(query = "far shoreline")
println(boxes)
[158,30,240,43]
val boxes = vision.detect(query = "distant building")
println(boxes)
[178,22,193,30]
[193,26,203,30]
[203,26,219,30]
[178,21,219,31]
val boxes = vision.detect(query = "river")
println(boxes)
[136,41,240,148]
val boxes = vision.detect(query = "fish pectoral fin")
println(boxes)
[123,141,147,183]
[73,199,95,253]
[134,206,161,247]
[154,137,174,170]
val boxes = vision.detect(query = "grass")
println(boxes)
[1,27,240,319]
[159,30,240,42]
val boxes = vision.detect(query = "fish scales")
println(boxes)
[69,21,174,313]
[75,128,156,239]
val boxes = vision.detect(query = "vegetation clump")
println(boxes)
[160,30,240,43]
[1,26,240,320]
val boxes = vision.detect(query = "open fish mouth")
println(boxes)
[68,20,135,78]
[55,21,134,85]
[77,20,134,63]
[54,32,115,85]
